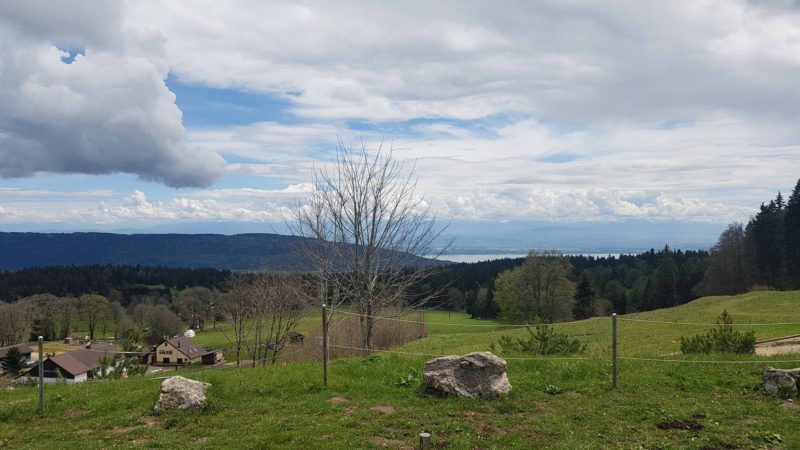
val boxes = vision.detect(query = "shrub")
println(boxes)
[497,324,585,355]
[680,310,756,354]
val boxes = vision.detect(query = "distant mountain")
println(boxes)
[0,232,316,271]
[0,232,441,271]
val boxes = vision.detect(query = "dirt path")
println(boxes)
[756,335,800,356]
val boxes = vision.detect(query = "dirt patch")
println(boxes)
[371,437,413,449]
[736,417,759,425]
[461,411,505,439]
[139,416,158,427]
[192,437,209,444]
[563,391,581,398]
[107,426,140,436]
[130,437,150,446]
[657,420,703,431]
[76,429,93,435]
[475,422,506,438]
[756,336,800,356]
[65,408,90,417]
[328,396,350,404]
[370,405,396,415]
[783,400,799,410]
[512,425,557,441]
[342,407,356,416]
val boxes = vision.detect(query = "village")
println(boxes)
[0,333,226,385]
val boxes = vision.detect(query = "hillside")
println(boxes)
[2,291,800,448]
[0,232,436,272]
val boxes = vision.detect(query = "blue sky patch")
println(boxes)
[58,47,85,64]
[167,74,299,127]
[538,152,580,163]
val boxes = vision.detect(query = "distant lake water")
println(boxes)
[436,253,622,263]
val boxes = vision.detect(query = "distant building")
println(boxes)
[0,344,33,367]
[143,336,222,366]
[19,348,108,384]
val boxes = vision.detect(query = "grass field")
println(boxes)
[2,291,800,449]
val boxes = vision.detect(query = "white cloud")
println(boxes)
[128,1,800,123]
[0,0,226,187]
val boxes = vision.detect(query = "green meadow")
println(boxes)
[2,291,800,449]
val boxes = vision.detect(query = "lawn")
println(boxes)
[2,291,800,449]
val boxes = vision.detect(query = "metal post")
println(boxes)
[611,313,618,389]
[322,303,328,386]
[38,336,44,414]
[419,432,431,450]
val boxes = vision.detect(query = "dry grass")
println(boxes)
[287,310,428,361]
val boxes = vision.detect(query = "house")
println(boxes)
[0,344,34,368]
[19,348,107,384]
[145,336,222,366]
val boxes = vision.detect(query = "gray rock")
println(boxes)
[423,352,511,399]
[762,367,800,396]
[154,376,211,411]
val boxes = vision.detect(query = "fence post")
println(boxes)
[611,313,618,389]
[322,303,328,386]
[38,336,44,414]
[419,432,431,450]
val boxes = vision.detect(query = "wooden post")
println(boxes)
[38,336,44,414]
[322,303,328,386]
[611,313,618,389]
[419,432,431,450]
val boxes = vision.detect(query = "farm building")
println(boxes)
[143,336,222,366]
[18,348,108,384]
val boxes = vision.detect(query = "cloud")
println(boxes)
[129,1,800,123]
[0,0,226,187]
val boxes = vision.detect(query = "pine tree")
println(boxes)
[572,272,596,320]
[786,179,800,288]
[1,346,27,376]
[746,196,787,289]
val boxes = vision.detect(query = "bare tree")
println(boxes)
[290,141,447,351]
[143,304,183,344]
[248,271,312,366]
[219,274,254,367]
[176,287,213,330]
[79,294,110,340]
[0,301,30,346]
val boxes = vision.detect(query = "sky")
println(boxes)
[1,1,799,251]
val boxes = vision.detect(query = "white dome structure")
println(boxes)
[184,329,196,338]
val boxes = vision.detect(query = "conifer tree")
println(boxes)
[572,272,596,320]
[785,179,800,288]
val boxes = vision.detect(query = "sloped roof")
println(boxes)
[163,336,210,358]
[86,341,118,352]
[50,348,103,376]
[0,344,33,359]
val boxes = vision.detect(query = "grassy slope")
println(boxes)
[2,291,800,449]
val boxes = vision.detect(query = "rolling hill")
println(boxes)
[0,232,436,271]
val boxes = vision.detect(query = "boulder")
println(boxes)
[423,352,511,399]
[154,376,211,411]
[762,367,800,396]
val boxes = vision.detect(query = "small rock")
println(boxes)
[423,351,511,399]
[154,376,210,411]
[762,367,800,396]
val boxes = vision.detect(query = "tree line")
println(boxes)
[0,265,229,302]
[695,178,800,296]
[421,247,708,320]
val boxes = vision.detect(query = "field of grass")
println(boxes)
[2,291,800,449]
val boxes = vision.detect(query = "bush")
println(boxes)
[497,324,585,355]
[680,310,756,354]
